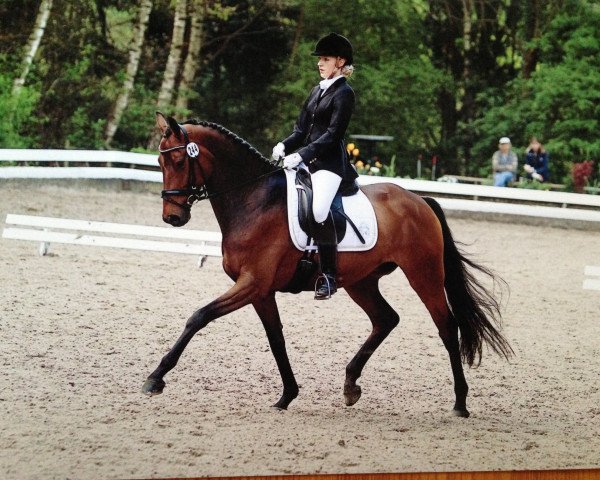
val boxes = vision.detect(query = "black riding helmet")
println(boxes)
[311,33,353,66]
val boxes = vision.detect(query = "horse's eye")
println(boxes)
[174,158,186,170]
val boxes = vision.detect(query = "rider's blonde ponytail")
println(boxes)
[342,64,354,78]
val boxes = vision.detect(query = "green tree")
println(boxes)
[187,0,292,151]
[0,75,39,147]
[424,0,527,174]
[472,0,600,182]
[271,0,445,175]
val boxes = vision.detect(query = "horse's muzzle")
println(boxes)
[163,213,189,227]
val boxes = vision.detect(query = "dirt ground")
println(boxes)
[1,181,599,479]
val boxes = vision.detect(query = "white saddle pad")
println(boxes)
[285,167,378,252]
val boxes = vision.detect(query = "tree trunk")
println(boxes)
[147,0,187,149]
[288,4,304,66]
[105,0,153,148]
[427,0,464,171]
[459,0,474,172]
[95,0,109,43]
[175,0,205,114]
[522,0,541,79]
[12,0,53,95]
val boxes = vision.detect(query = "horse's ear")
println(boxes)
[156,112,169,135]
[167,116,181,137]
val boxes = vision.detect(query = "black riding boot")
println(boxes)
[315,243,337,299]
[313,214,338,300]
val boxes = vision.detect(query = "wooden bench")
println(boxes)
[442,175,487,185]
[441,175,566,191]
[2,214,222,266]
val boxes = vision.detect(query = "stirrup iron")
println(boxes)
[314,273,336,300]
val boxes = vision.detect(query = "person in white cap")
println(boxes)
[492,137,518,187]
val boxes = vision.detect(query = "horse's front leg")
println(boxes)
[253,295,299,410]
[142,277,257,396]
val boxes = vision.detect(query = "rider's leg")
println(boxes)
[311,169,342,223]
[310,170,342,299]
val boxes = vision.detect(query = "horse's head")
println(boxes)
[156,112,214,227]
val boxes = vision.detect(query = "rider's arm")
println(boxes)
[282,87,319,153]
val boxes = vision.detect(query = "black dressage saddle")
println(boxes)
[294,168,364,245]
[283,169,365,294]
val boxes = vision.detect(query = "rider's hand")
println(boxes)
[524,164,534,173]
[272,142,285,161]
[283,153,303,170]
[532,172,543,181]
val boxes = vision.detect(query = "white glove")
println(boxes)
[271,142,285,161]
[283,152,303,170]
[532,172,543,181]
[524,164,534,173]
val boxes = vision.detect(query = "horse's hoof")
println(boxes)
[452,407,470,418]
[271,401,288,411]
[142,378,165,396]
[272,395,293,410]
[344,384,362,406]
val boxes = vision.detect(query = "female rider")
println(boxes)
[272,32,357,300]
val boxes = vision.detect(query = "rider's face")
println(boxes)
[318,56,344,79]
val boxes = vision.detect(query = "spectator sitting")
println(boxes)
[492,137,518,187]
[523,137,549,182]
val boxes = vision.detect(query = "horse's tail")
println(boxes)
[422,197,513,367]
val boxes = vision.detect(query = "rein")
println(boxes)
[159,124,283,210]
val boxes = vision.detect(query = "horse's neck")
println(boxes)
[204,135,277,236]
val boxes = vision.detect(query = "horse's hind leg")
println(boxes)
[253,294,299,409]
[343,276,400,406]
[403,259,470,417]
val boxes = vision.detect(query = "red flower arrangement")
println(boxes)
[572,160,594,193]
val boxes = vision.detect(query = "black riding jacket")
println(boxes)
[282,77,358,184]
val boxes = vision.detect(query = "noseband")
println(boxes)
[159,124,209,211]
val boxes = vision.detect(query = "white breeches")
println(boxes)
[310,169,342,223]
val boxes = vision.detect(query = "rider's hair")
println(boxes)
[341,64,354,78]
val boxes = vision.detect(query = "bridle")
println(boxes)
[159,124,209,211]
[159,124,283,211]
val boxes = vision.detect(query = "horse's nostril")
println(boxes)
[166,214,180,225]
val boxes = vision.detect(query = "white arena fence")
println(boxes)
[0,148,161,182]
[1,149,600,224]
[2,213,222,266]
[0,148,159,166]
[584,266,600,291]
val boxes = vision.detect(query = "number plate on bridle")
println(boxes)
[186,142,200,158]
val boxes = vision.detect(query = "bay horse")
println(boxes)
[142,112,512,417]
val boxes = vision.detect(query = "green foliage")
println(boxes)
[112,84,159,150]
[271,0,444,176]
[0,72,40,148]
[0,0,597,191]
[130,147,159,155]
[64,107,107,149]
[514,179,553,191]
[381,154,397,177]
[472,0,600,183]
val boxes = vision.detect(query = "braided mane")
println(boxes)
[183,119,274,168]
